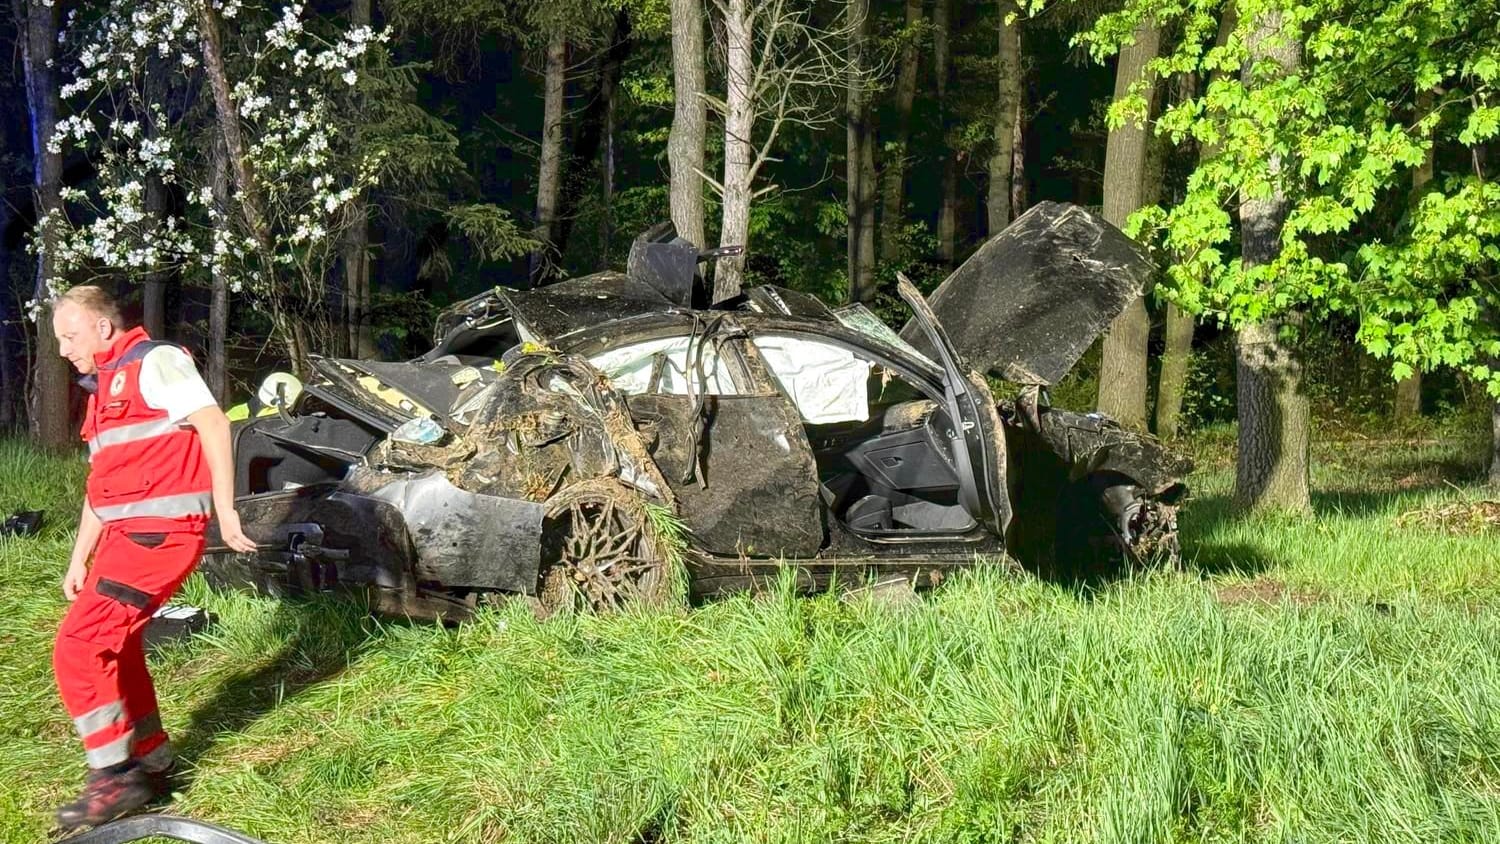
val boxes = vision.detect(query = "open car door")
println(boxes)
[895,275,1012,538]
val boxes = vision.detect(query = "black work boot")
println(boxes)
[54,763,157,830]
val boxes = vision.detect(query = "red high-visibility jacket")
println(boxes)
[79,326,213,530]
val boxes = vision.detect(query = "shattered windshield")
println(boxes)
[832,303,938,370]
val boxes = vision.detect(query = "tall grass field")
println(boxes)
[2,431,1498,843]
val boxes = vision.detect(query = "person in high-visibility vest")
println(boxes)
[48,285,257,829]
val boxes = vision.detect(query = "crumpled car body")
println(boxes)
[202,201,1191,619]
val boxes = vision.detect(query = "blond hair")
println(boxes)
[57,285,124,328]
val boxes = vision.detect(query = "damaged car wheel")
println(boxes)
[537,479,672,615]
[1056,470,1182,576]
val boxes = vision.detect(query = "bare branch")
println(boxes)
[694,166,727,197]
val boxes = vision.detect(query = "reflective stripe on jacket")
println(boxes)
[79,327,213,525]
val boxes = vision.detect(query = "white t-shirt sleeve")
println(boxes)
[138,346,218,423]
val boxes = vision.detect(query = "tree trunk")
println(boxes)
[1155,305,1193,438]
[341,0,373,359]
[342,214,372,357]
[1157,9,1235,439]
[1145,93,1190,439]
[668,0,707,250]
[531,34,567,286]
[845,0,876,303]
[1394,87,1436,424]
[1235,10,1309,514]
[208,135,231,404]
[1393,373,1421,422]
[142,177,169,338]
[141,64,170,339]
[1010,89,1026,216]
[600,62,616,271]
[715,0,753,302]
[879,0,924,262]
[20,0,71,450]
[986,0,1021,234]
[197,4,268,246]
[1096,18,1161,431]
[1490,395,1500,488]
[933,0,957,266]
[199,1,310,375]
[556,12,630,263]
[0,85,15,430]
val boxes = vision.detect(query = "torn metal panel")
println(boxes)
[350,468,545,594]
[206,485,413,590]
[1021,405,1193,495]
[899,201,1155,385]
[626,393,824,558]
[626,224,700,305]
[499,271,684,342]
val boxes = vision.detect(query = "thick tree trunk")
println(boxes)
[879,0,924,262]
[1096,18,1162,431]
[846,0,876,303]
[531,34,567,286]
[986,0,1021,234]
[20,0,71,450]
[1235,10,1308,514]
[208,136,231,404]
[1393,374,1421,422]
[714,0,754,303]
[668,0,707,250]
[933,0,957,266]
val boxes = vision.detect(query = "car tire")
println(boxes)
[537,478,674,615]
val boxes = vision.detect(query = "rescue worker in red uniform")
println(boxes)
[49,285,258,829]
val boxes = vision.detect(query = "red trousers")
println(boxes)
[54,523,205,770]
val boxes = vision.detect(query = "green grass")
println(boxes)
[2,433,1498,843]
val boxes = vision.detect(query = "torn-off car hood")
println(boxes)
[898,201,1155,386]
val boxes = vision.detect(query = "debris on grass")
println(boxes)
[1215,577,1325,607]
[1395,500,1500,535]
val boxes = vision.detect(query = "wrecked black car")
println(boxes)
[202,201,1191,619]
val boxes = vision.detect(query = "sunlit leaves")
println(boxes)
[1091,0,1500,395]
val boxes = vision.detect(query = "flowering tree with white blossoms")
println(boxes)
[41,0,392,376]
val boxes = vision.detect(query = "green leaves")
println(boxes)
[1085,0,1500,391]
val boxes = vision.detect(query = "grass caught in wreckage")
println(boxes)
[4,433,1500,842]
